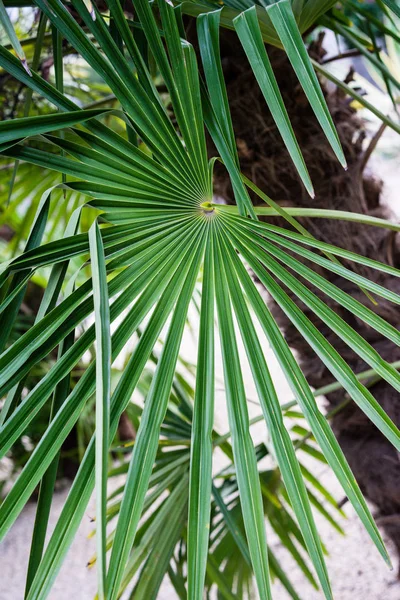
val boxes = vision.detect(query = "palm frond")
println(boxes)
[0,1,399,599]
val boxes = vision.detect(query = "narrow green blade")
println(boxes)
[0,109,108,148]
[0,221,201,541]
[380,0,400,18]
[197,10,237,160]
[158,0,209,194]
[0,187,50,353]
[267,0,346,167]
[106,223,206,599]
[0,222,198,459]
[89,221,111,599]
[218,229,332,600]
[25,212,81,594]
[26,225,204,600]
[220,220,390,567]
[0,0,31,73]
[187,227,215,600]
[213,228,272,600]
[197,9,255,218]
[224,218,400,452]
[233,6,314,196]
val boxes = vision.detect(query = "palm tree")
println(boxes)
[0,1,399,598]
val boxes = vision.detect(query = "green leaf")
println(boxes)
[25,329,75,597]
[314,61,400,140]
[217,227,332,600]
[345,0,400,45]
[0,186,50,353]
[24,210,82,594]
[187,227,215,600]
[1,144,195,207]
[212,484,251,566]
[213,228,272,600]
[325,17,400,92]
[226,214,400,342]
[299,462,345,517]
[89,220,111,599]
[380,0,400,18]
[225,212,400,279]
[220,217,390,567]
[298,0,338,31]
[224,217,400,451]
[130,481,187,600]
[267,548,302,600]
[26,226,204,600]
[158,0,209,194]
[0,0,31,74]
[268,506,318,587]
[233,6,314,196]
[197,10,237,161]
[217,204,400,232]
[35,0,201,190]
[4,11,48,204]
[0,109,109,147]
[266,0,346,167]
[1,2,399,598]
[106,222,206,599]
[0,220,199,457]
[117,470,190,596]
[206,553,237,600]
[197,10,255,218]
[0,221,203,541]
[105,0,160,101]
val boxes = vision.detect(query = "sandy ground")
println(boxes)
[1,125,400,599]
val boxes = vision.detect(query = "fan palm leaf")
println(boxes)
[0,1,400,599]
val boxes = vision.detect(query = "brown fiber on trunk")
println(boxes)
[199,26,400,565]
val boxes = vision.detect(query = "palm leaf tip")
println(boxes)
[266,0,347,170]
